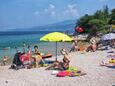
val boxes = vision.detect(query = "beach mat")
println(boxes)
[56,67,86,77]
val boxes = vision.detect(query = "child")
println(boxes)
[2,56,9,66]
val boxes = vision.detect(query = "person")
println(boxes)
[2,56,9,66]
[72,36,78,42]
[20,46,31,63]
[69,36,79,52]
[100,58,115,67]
[86,37,97,52]
[86,44,96,52]
[34,45,41,55]
[32,45,45,68]
[22,42,26,53]
[111,39,115,47]
[107,53,115,58]
[46,48,70,70]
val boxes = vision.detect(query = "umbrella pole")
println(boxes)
[56,42,57,61]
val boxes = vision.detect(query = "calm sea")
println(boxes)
[0,31,72,60]
[0,31,52,49]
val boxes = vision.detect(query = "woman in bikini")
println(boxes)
[46,48,70,70]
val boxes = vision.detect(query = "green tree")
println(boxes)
[109,9,115,25]
[77,14,93,33]
[94,5,109,24]
[103,5,109,18]
[75,5,114,39]
[88,19,106,35]
[86,19,106,40]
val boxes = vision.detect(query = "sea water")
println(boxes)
[0,31,72,61]
[0,31,50,58]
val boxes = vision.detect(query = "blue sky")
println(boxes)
[0,0,115,31]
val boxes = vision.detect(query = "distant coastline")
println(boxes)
[0,31,57,36]
[1,19,76,32]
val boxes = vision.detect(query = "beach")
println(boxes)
[0,49,115,86]
[0,0,115,86]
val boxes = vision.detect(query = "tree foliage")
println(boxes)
[109,9,115,25]
[77,14,93,33]
[76,5,114,37]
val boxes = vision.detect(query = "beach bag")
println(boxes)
[56,71,68,77]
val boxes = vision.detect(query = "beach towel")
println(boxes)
[57,71,68,77]
[56,67,86,77]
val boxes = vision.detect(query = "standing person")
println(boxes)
[20,46,31,63]
[22,42,26,53]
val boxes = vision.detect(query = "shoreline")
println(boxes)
[0,42,72,59]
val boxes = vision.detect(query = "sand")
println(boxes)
[0,49,115,86]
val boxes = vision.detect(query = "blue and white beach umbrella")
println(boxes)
[101,33,115,40]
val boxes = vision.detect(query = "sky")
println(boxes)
[0,0,115,31]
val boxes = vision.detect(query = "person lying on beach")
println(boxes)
[2,56,9,66]
[100,57,115,67]
[107,54,115,58]
[31,45,45,68]
[46,48,70,70]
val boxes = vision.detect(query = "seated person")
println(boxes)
[107,53,115,58]
[111,39,115,47]
[31,45,45,68]
[46,48,70,70]
[2,56,9,66]
[86,40,97,52]
[70,40,79,52]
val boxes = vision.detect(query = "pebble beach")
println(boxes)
[0,49,115,86]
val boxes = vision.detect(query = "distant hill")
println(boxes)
[11,19,77,32]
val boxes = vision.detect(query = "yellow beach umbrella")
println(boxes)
[40,32,72,60]
[40,32,72,42]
